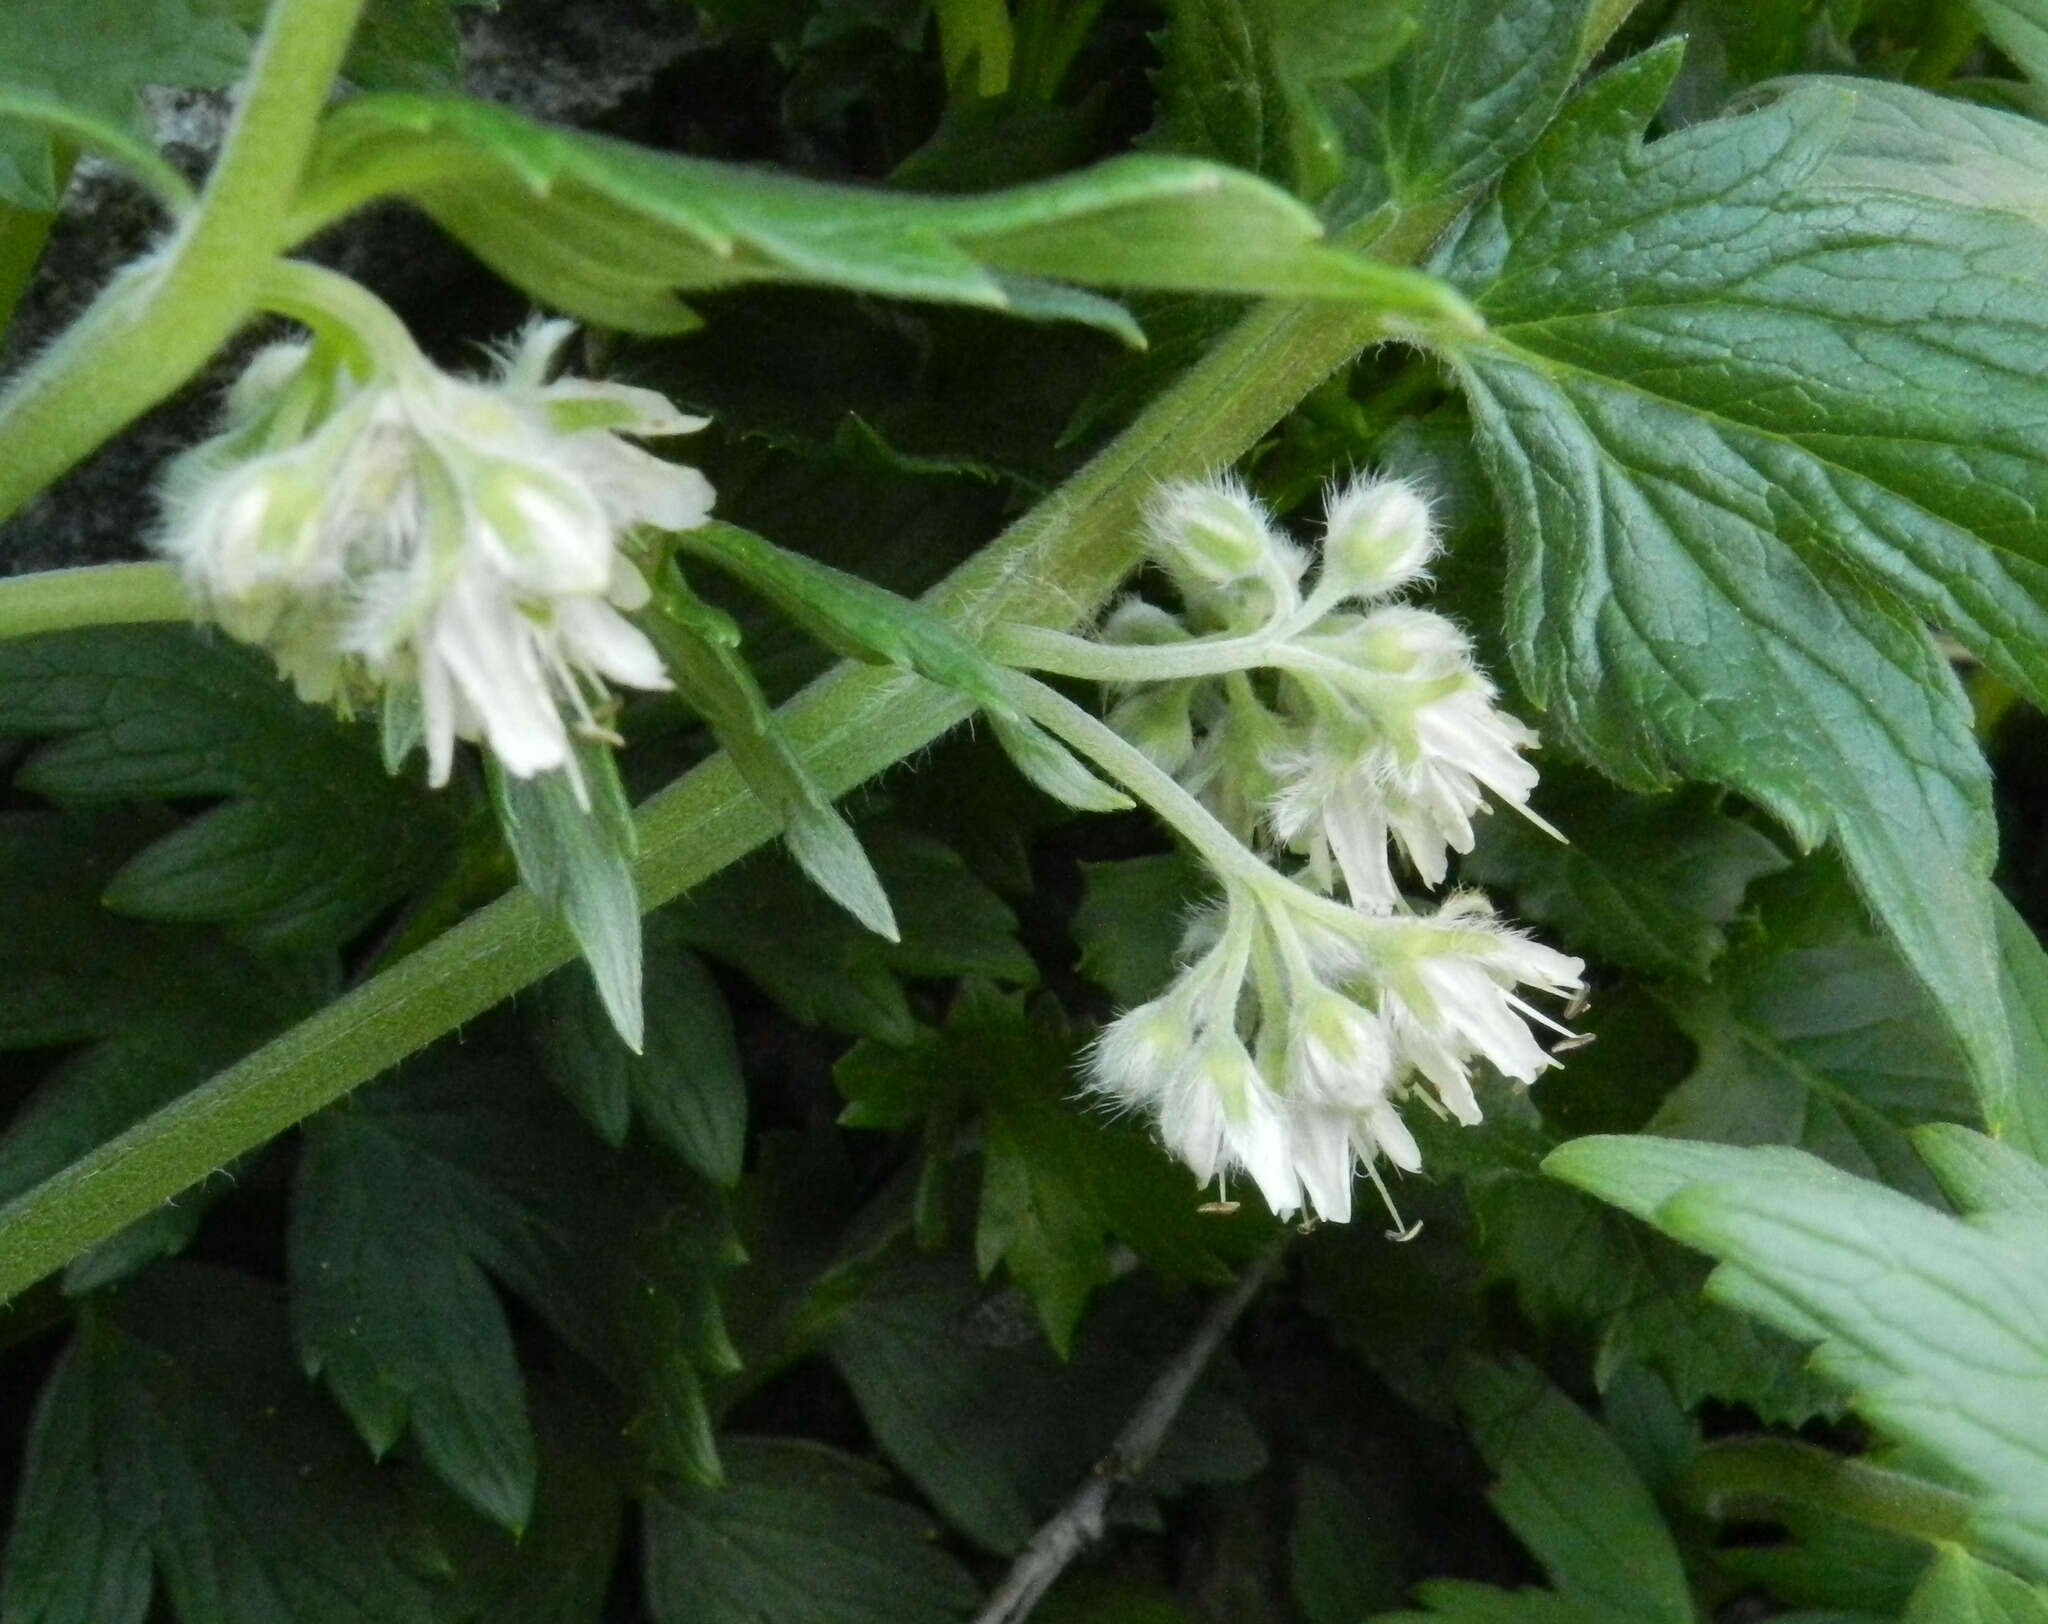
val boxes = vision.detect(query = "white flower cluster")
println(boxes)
[1086,474,1582,1223]
[161,317,712,800]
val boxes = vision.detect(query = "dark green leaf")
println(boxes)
[1371,1359,1690,1624]
[672,826,1034,1042]
[1072,852,1208,1006]
[0,627,456,950]
[1,1265,434,1624]
[1443,49,2045,1104]
[1291,1464,1405,1623]
[297,93,1474,338]
[642,1437,980,1624]
[290,1048,742,1522]
[347,0,491,92]
[830,1254,1266,1553]
[1647,873,1975,1199]
[836,983,1246,1349]
[1323,0,1600,225]
[531,910,747,1184]
[1972,0,2048,88]
[0,811,322,1289]
[1463,772,1787,980]
[1146,0,1417,199]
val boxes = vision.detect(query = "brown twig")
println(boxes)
[970,1250,1280,1624]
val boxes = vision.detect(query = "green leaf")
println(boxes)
[1911,1123,2048,1217]
[1323,0,1601,224]
[1442,49,2048,1106]
[1903,1547,2048,1624]
[835,983,1246,1350]
[531,910,746,1184]
[0,812,322,1288]
[1463,770,1788,980]
[0,87,194,208]
[1371,1359,1690,1623]
[672,826,1035,1043]
[1994,895,2048,1159]
[490,742,644,1051]
[1290,1464,1405,1623]
[1146,0,1417,200]
[1072,852,1208,1006]
[1,1264,433,1624]
[830,1254,1266,1553]
[1646,872,1976,1199]
[0,627,456,950]
[0,0,245,208]
[675,524,1127,812]
[290,1046,742,1524]
[297,93,1474,338]
[642,1437,980,1624]
[1972,0,2048,88]
[1547,1135,2048,1578]
[347,0,490,92]
[647,572,900,942]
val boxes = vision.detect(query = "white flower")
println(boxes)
[1372,892,1584,1126]
[1267,607,1547,909]
[162,319,712,799]
[1086,883,1577,1225]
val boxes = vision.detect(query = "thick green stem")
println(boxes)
[0,176,1483,1297]
[0,0,367,530]
[1682,1437,1974,1548]
[0,562,187,638]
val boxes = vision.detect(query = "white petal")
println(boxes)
[556,598,672,692]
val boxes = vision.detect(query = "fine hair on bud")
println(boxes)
[1320,473,1438,600]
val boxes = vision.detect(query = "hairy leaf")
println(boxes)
[1442,49,2048,1104]
[1549,1135,2048,1578]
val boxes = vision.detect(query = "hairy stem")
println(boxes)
[0,194,1466,1298]
[0,0,367,529]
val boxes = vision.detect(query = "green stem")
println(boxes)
[0,562,187,638]
[998,669,1274,891]
[0,200,1460,1302]
[1681,1437,1974,1548]
[991,620,1283,682]
[0,0,367,530]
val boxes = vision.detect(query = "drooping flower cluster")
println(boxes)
[1106,473,1552,911]
[1092,880,1580,1224]
[160,312,712,800]
[1084,473,1582,1222]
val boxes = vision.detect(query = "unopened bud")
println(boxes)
[1146,477,1282,587]
[1322,476,1436,599]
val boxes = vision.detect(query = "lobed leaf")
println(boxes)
[1440,48,2048,1107]
[1549,1135,2048,1579]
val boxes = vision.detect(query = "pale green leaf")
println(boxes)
[1903,1547,2048,1624]
[1911,1123,2048,1218]
[1548,1135,2048,1579]
[489,744,643,1051]
[296,93,1474,339]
